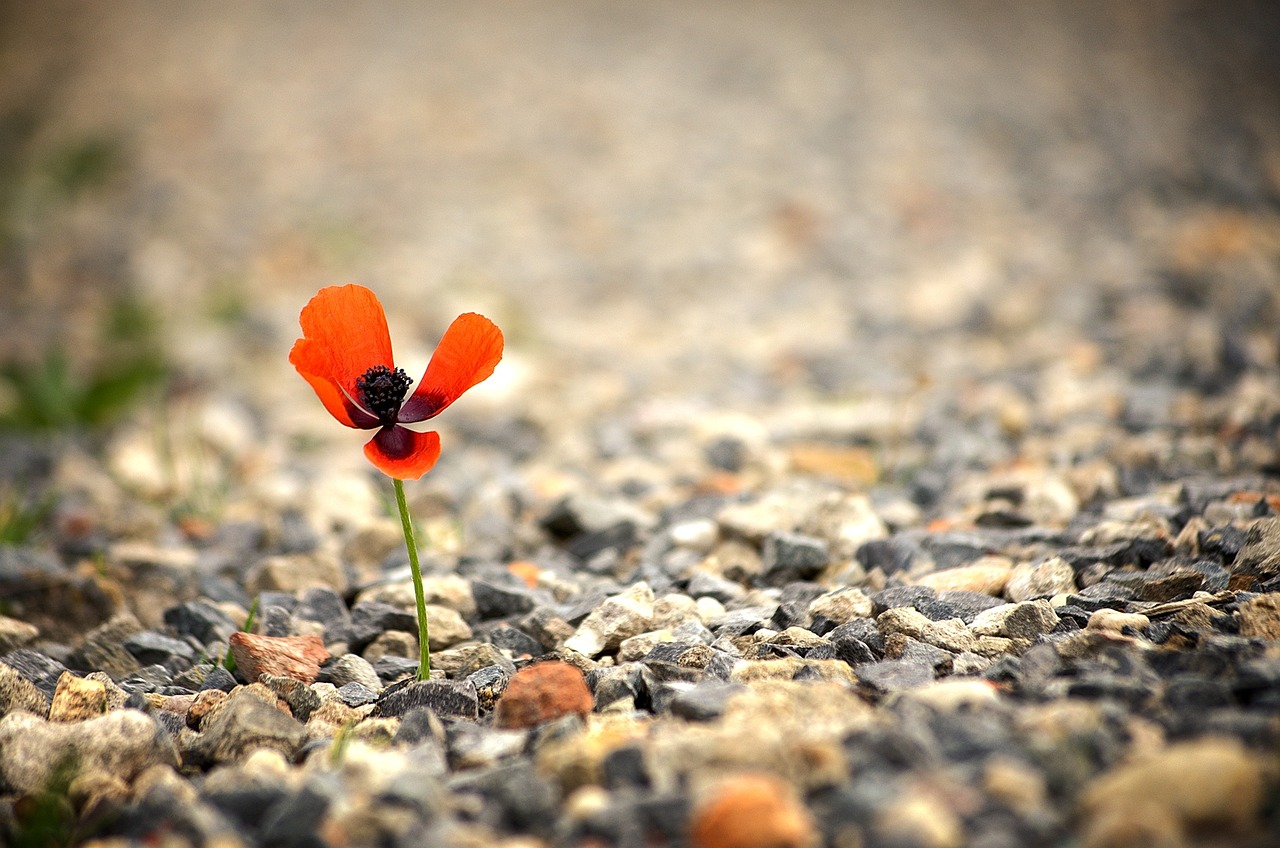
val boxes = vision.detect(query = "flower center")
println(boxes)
[356,365,413,423]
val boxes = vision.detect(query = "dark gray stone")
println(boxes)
[372,679,478,721]
[122,631,198,669]
[163,600,238,645]
[0,649,68,698]
[335,681,378,707]
[668,681,744,722]
[761,531,830,585]
[471,579,537,619]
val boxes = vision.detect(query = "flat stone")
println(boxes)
[228,632,329,684]
[372,679,479,721]
[877,607,975,653]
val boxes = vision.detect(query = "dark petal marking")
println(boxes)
[374,424,414,459]
[398,390,447,423]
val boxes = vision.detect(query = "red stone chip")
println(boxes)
[493,661,593,729]
[227,632,329,684]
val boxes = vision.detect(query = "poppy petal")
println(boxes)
[290,284,394,420]
[399,313,504,422]
[290,339,381,429]
[364,426,442,479]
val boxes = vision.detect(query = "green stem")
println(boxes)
[392,477,431,680]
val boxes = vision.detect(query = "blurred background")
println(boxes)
[1,0,1279,544]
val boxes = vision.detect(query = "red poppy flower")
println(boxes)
[289,284,504,479]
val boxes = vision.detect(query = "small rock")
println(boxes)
[187,688,308,765]
[424,605,473,651]
[915,555,1013,595]
[874,790,963,848]
[362,630,418,663]
[856,660,934,696]
[320,654,381,691]
[69,613,144,678]
[1086,609,1150,633]
[334,681,378,708]
[807,587,874,624]
[761,531,830,585]
[0,709,178,793]
[372,679,479,721]
[256,673,322,722]
[122,631,198,670]
[494,661,593,729]
[669,681,745,722]
[0,662,50,718]
[467,664,511,713]
[564,583,655,657]
[690,772,816,848]
[1237,593,1280,640]
[163,601,238,646]
[228,632,329,683]
[49,671,109,721]
[898,678,1000,711]
[1005,557,1077,601]
[877,607,975,653]
[970,600,1060,640]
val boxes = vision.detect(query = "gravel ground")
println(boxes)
[3,2,1280,847]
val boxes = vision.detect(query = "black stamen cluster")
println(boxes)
[356,365,413,423]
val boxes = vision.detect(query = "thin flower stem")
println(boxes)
[392,477,431,680]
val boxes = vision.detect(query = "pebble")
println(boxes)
[228,632,329,683]
[372,679,479,721]
[0,661,51,717]
[690,772,817,848]
[1236,592,1280,640]
[187,686,309,766]
[1005,556,1077,601]
[563,583,655,657]
[1080,737,1267,843]
[495,661,594,729]
[0,708,179,793]
[320,654,382,691]
[915,556,1014,595]
[969,600,1060,639]
[49,671,110,721]
[807,586,874,623]
[1085,609,1151,633]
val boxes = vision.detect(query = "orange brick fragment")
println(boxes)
[690,773,817,848]
[493,661,593,729]
[228,632,328,684]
